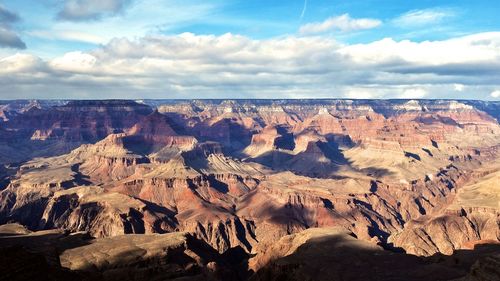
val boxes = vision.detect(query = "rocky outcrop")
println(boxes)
[59,232,221,281]
[40,186,178,237]
[243,126,288,157]
[390,208,499,256]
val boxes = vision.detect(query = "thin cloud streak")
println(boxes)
[28,30,106,44]
[393,8,455,27]
[300,0,307,20]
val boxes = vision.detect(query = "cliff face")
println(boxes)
[0,99,499,279]
[390,164,500,256]
[0,100,153,165]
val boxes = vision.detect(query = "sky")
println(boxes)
[0,0,500,100]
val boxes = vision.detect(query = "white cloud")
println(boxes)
[454,84,465,92]
[393,8,454,27]
[50,51,97,72]
[399,88,428,99]
[299,14,381,34]
[344,88,377,99]
[1,32,500,99]
[0,53,43,73]
[338,32,500,65]
[491,90,500,98]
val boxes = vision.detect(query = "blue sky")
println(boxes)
[5,0,500,55]
[0,0,500,99]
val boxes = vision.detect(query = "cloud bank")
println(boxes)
[1,32,500,99]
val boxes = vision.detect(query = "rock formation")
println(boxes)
[0,99,499,280]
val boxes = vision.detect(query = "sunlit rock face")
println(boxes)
[0,99,499,280]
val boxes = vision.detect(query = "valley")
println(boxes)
[0,99,499,280]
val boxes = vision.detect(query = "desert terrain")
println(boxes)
[0,99,499,280]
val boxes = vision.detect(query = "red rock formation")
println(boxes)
[0,99,499,268]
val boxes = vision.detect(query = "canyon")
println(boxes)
[0,99,499,281]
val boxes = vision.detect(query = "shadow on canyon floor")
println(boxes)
[247,137,393,179]
[0,230,92,281]
[0,227,250,281]
[0,225,499,281]
[250,234,500,281]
